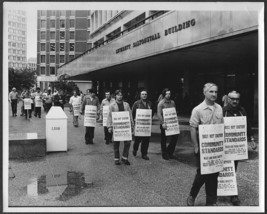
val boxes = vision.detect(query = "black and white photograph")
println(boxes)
[3,1,264,213]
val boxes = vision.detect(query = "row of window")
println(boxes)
[8,49,26,55]
[8,28,26,35]
[40,66,56,75]
[8,62,27,68]
[8,14,26,22]
[40,55,74,64]
[40,31,75,40]
[40,10,90,17]
[8,35,26,41]
[8,21,26,29]
[8,42,26,48]
[40,19,90,29]
[8,56,27,61]
[8,10,26,15]
[40,43,75,52]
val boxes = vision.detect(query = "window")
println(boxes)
[70,10,75,16]
[8,49,12,53]
[12,43,16,47]
[50,55,55,63]
[60,20,65,28]
[8,21,11,26]
[60,10,66,16]
[70,31,75,40]
[40,11,46,16]
[50,20,55,28]
[70,19,75,28]
[60,55,65,63]
[69,55,74,61]
[50,43,55,51]
[60,31,65,40]
[50,31,55,40]
[69,43,75,51]
[60,43,65,51]
[40,55,46,63]
[50,10,56,16]
[8,35,11,39]
[13,49,16,54]
[40,67,45,75]
[88,19,90,28]
[41,32,46,40]
[41,20,46,28]
[40,43,46,51]
[50,67,55,75]
[22,31,25,35]
[87,31,90,38]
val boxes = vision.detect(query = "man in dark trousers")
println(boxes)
[223,90,257,206]
[9,87,19,117]
[157,88,179,160]
[80,88,100,144]
[187,83,224,206]
[132,89,153,160]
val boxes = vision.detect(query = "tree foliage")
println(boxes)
[9,68,36,92]
[52,79,79,96]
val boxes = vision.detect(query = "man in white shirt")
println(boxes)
[69,89,82,127]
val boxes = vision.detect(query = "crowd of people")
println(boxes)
[9,83,257,206]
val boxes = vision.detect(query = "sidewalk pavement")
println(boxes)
[8,101,259,207]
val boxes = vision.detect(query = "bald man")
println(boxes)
[187,83,223,206]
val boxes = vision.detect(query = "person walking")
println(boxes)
[107,89,134,165]
[223,90,257,206]
[44,89,53,113]
[9,87,19,117]
[23,89,33,120]
[100,90,115,144]
[187,83,223,206]
[132,89,153,160]
[80,88,100,144]
[157,88,179,160]
[69,90,82,127]
[34,87,43,118]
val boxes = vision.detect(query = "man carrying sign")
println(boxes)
[69,89,82,127]
[107,90,134,165]
[80,88,100,144]
[187,83,224,206]
[223,90,256,206]
[33,87,42,118]
[132,89,153,160]
[100,90,115,145]
[157,88,179,160]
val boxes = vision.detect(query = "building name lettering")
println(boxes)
[115,18,196,54]
[165,19,196,36]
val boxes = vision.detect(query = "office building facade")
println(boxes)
[58,10,259,123]
[36,10,91,90]
[27,57,37,71]
[7,10,27,70]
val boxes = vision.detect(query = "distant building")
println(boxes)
[27,57,37,71]
[7,10,27,70]
[36,10,91,90]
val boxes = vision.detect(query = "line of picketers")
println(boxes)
[9,83,257,206]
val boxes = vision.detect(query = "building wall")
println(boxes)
[7,10,27,69]
[37,10,90,90]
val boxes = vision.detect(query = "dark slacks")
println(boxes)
[11,99,18,115]
[34,107,41,117]
[113,141,131,160]
[189,153,219,205]
[24,109,32,119]
[133,136,150,156]
[160,125,178,156]
[104,127,112,142]
[85,127,95,143]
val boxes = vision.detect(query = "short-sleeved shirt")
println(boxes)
[189,100,223,128]
[69,96,81,106]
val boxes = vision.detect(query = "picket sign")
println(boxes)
[134,109,152,137]
[112,111,132,141]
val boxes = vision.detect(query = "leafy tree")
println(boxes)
[8,68,37,92]
[52,79,79,96]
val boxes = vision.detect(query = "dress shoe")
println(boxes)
[132,150,137,156]
[231,196,241,206]
[162,154,169,160]
[115,160,121,165]
[105,141,109,145]
[168,154,175,159]
[121,159,131,165]
[187,195,195,206]
[142,155,149,160]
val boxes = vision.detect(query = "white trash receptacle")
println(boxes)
[46,106,68,152]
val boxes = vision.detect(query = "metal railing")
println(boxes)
[58,10,167,69]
